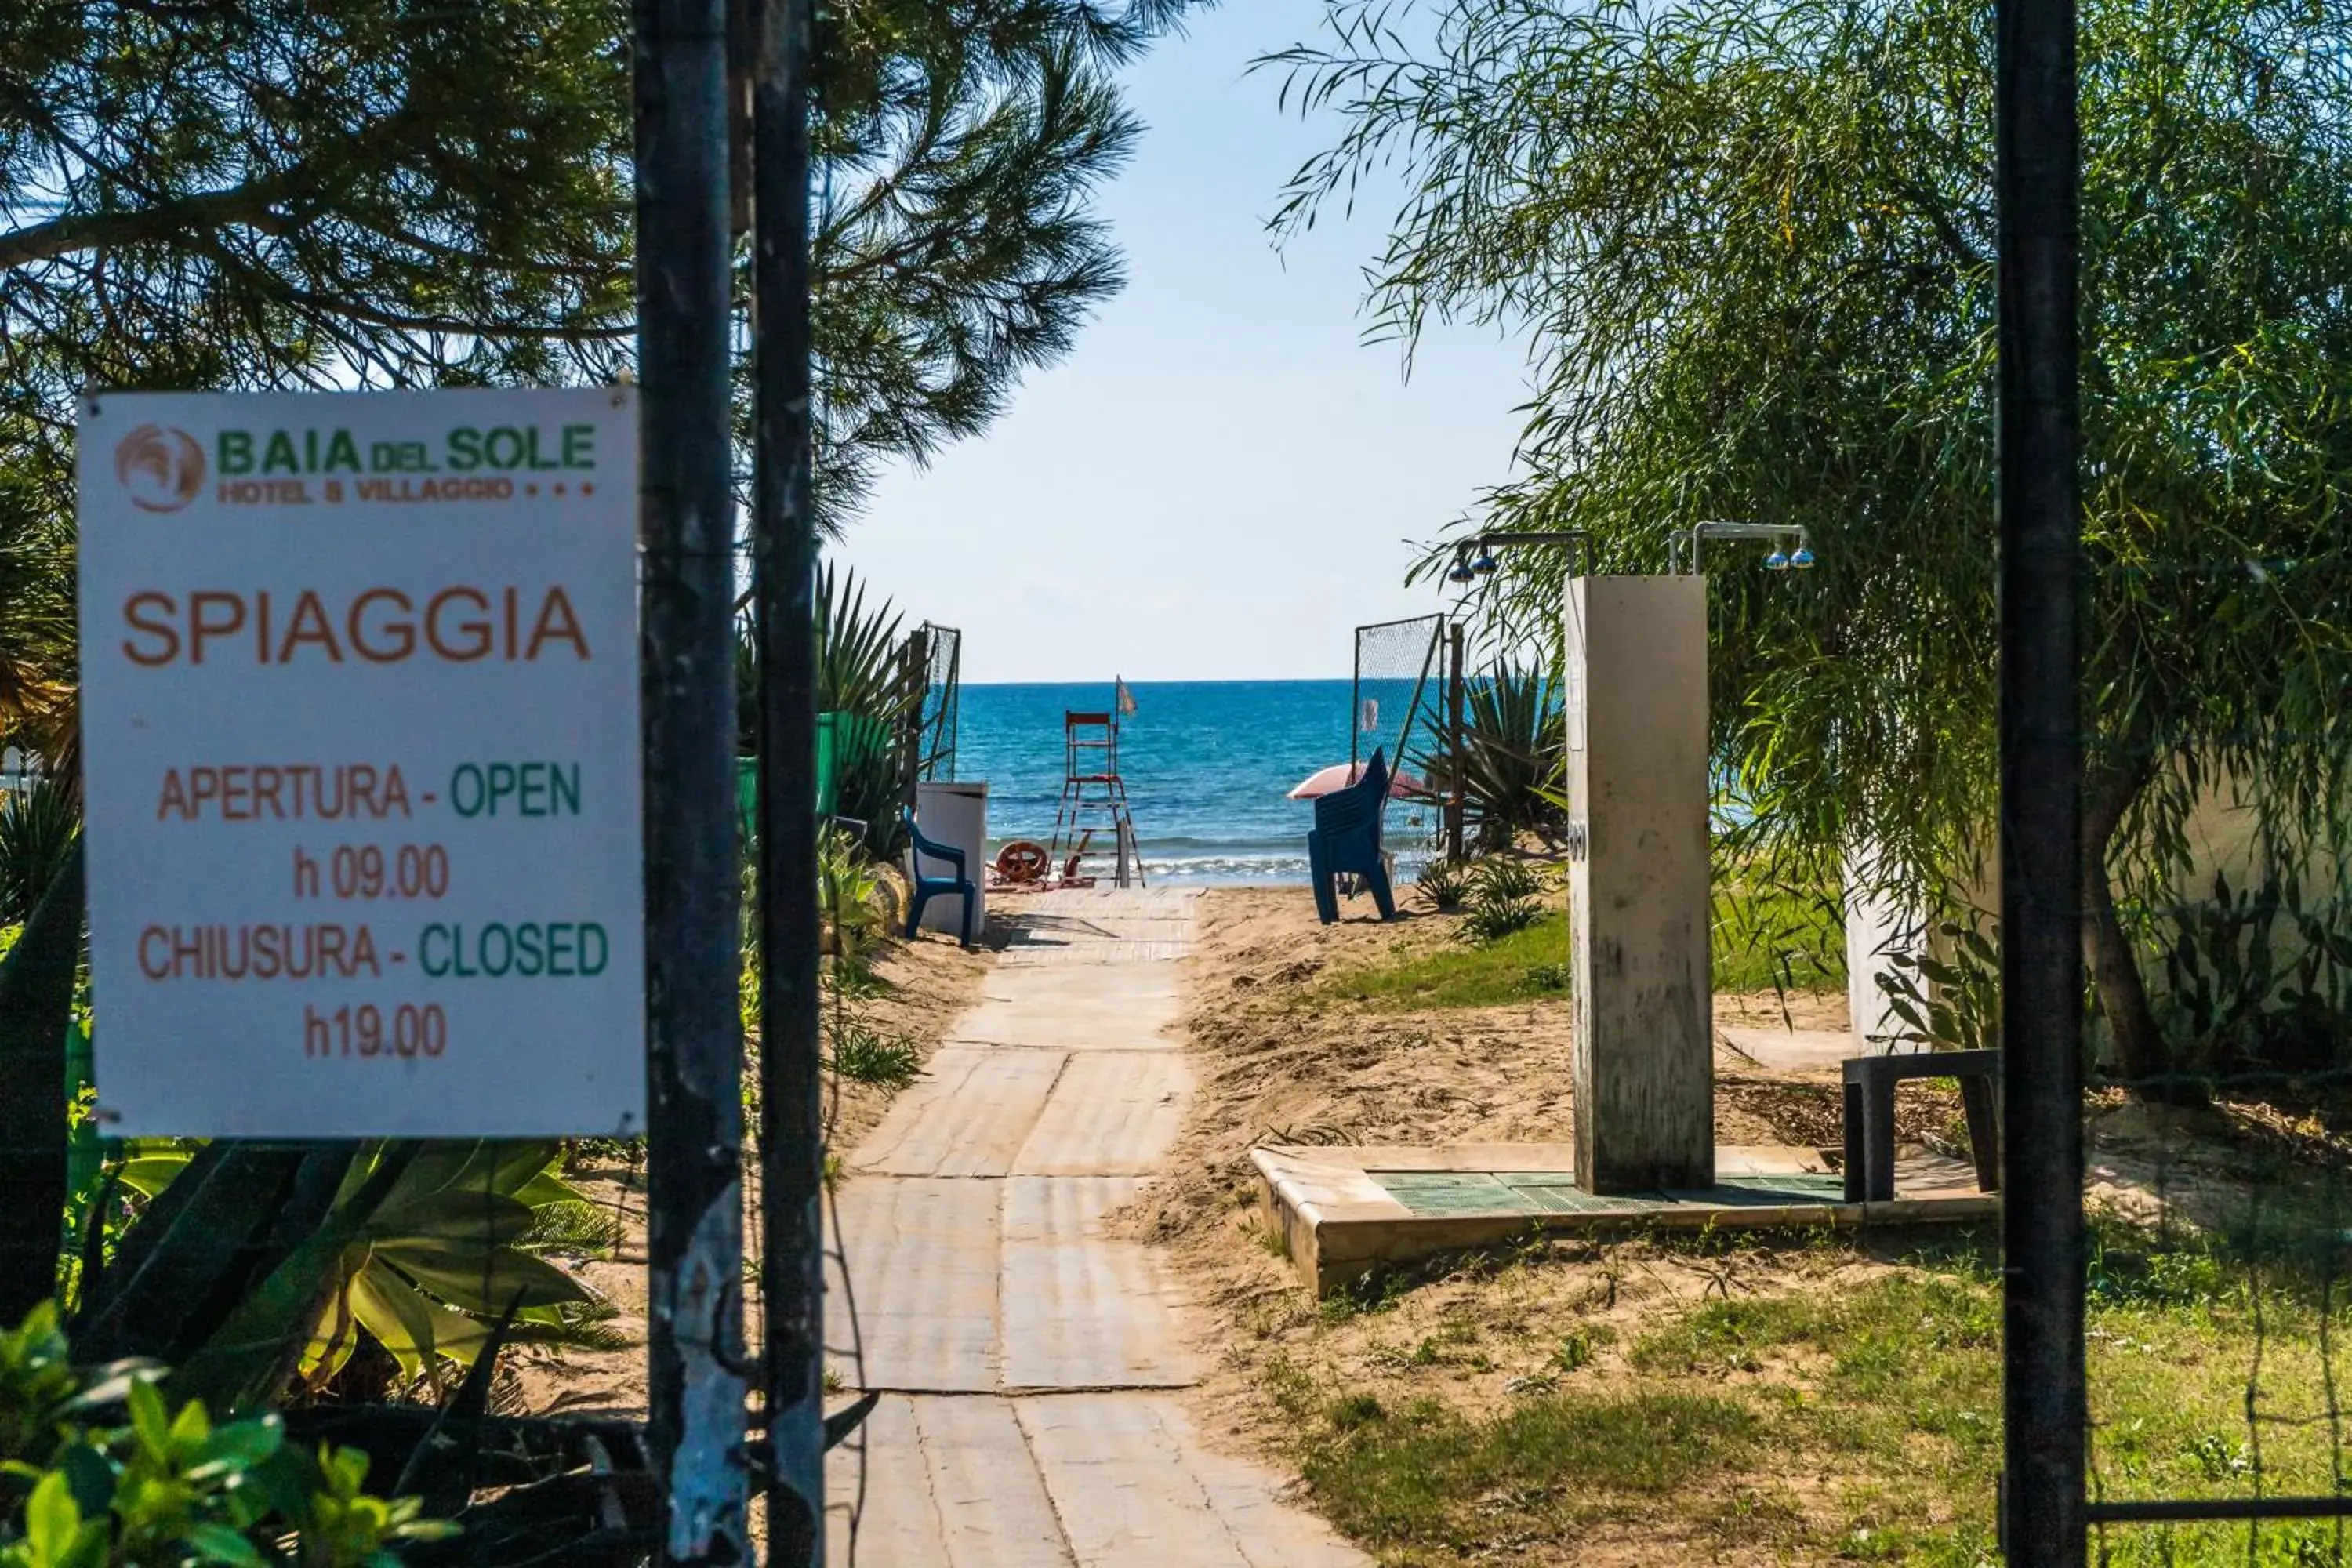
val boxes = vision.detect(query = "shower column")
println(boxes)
[1563,575,1715,1192]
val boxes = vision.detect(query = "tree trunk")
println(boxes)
[2081,750,2205,1105]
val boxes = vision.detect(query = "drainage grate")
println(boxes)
[1370,1169,1847,1218]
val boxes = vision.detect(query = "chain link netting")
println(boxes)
[916,623,960,784]
[1946,544,2352,1560]
[2074,760,2352,1563]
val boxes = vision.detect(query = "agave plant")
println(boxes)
[0,775,78,926]
[739,565,924,855]
[1414,660,1568,854]
[62,1139,602,1415]
[102,1141,600,1396]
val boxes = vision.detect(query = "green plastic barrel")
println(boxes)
[740,713,846,843]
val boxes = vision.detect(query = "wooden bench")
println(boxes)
[1842,1048,2001,1203]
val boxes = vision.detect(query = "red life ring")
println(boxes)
[995,840,1051,884]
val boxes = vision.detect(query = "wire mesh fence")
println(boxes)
[916,622,961,784]
[1352,614,1445,778]
[2070,770,2352,1561]
[1975,511,2352,1563]
[1352,615,1448,856]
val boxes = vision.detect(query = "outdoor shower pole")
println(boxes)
[750,0,826,1554]
[1995,0,2088,1547]
[634,0,753,1560]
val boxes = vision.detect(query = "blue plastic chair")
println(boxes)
[904,809,978,947]
[1308,747,1397,924]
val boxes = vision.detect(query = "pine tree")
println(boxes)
[0,0,1189,746]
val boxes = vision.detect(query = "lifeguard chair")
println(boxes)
[1050,698,1144,887]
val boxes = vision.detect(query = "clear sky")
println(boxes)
[829,0,1536,684]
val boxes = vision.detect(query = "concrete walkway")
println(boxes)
[825,887,1367,1567]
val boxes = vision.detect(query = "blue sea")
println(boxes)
[953,681,1445,886]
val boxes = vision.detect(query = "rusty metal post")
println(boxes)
[749,0,825,1553]
[635,0,752,1557]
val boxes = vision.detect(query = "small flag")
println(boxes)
[1116,677,1137,717]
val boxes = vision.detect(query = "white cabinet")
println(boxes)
[913,780,988,938]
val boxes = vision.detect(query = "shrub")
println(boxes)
[1416,857,1471,911]
[1471,856,1547,904]
[0,1301,453,1566]
[819,828,890,978]
[1462,857,1548,943]
[0,778,77,927]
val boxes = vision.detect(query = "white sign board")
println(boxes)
[76,387,644,1137]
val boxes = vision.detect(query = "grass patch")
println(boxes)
[1297,1387,1761,1558]
[1323,912,1573,1010]
[1319,871,1847,1011]
[1280,1213,2352,1563]
[830,1016,922,1087]
[1613,1229,2352,1563]
[1711,873,1845,994]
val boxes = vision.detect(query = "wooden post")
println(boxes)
[1446,621,1466,860]
[1564,576,1713,1193]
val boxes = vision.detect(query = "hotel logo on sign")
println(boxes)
[114,425,206,514]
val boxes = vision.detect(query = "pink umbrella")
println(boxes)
[1287,761,1431,800]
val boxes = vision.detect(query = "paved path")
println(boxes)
[825,887,1367,1567]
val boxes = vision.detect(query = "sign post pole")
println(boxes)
[634,0,754,1559]
[1995,0,2087,1548]
[750,0,826,1555]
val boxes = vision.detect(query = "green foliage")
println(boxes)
[0,1301,454,1566]
[1273,0,2352,1088]
[1467,856,1545,906]
[1461,857,1548,943]
[2152,870,2352,1076]
[69,1142,598,1414]
[1609,1247,2352,1559]
[0,2,1197,780]
[1277,1220,2352,1561]
[819,826,891,978]
[290,1144,597,1392]
[2,2,1197,554]
[1414,857,1469,912]
[1710,862,1847,996]
[743,568,926,855]
[0,488,74,761]
[1548,1323,1614,1372]
[0,842,78,1330]
[1876,916,2002,1054]
[829,1017,923,1090]
[0,784,75,931]
[1414,663,1565,854]
[1329,866,1838,1009]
